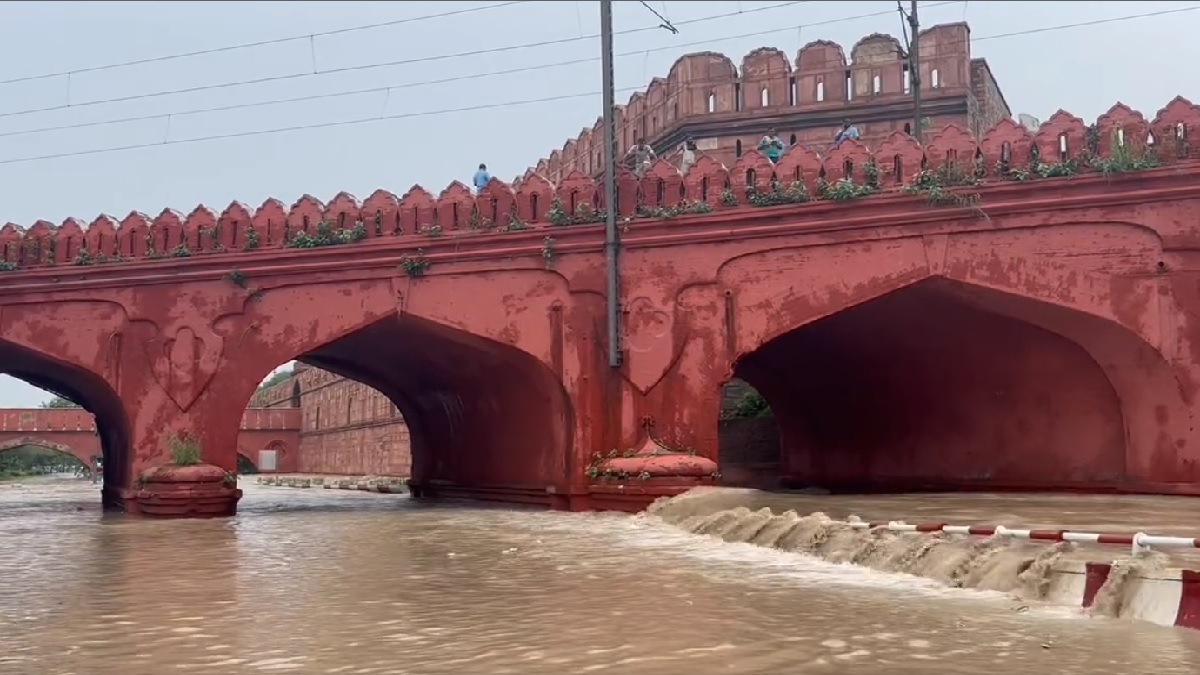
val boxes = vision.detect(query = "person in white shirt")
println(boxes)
[624,138,657,176]
[680,137,697,175]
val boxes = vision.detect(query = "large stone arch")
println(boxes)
[200,268,575,502]
[298,312,574,494]
[716,227,1195,491]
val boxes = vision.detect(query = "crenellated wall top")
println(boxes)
[0,408,299,431]
[0,97,1197,274]
[530,22,980,180]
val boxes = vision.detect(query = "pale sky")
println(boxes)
[0,0,1196,407]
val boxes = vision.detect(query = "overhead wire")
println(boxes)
[549,4,1200,174]
[0,0,956,140]
[0,1,533,86]
[0,4,1196,167]
[0,1,815,122]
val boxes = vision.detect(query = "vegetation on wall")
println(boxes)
[0,127,1166,276]
[166,432,202,466]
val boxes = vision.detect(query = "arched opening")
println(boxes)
[717,278,1128,493]
[0,340,131,507]
[0,439,93,481]
[235,313,572,503]
[290,380,301,408]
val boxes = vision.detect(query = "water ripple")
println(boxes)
[1,477,1199,673]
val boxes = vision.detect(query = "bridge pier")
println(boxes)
[120,464,241,519]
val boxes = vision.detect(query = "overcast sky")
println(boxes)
[0,0,1196,407]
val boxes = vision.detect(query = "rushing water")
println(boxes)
[3,477,1200,674]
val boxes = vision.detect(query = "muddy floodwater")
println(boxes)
[2,477,1200,674]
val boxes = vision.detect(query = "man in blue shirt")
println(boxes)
[834,119,861,146]
[472,163,491,192]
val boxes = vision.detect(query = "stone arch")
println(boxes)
[716,230,1192,491]
[224,278,575,502]
[0,336,132,507]
[0,437,92,468]
[295,312,574,494]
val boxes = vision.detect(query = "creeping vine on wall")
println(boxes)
[540,236,556,269]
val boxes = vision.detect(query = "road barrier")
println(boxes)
[847,520,1200,556]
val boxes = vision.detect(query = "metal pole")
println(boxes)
[600,0,622,368]
[908,1,923,142]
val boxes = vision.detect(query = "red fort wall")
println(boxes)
[251,364,412,477]
[528,22,1010,182]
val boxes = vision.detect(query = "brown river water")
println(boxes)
[3,477,1200,674]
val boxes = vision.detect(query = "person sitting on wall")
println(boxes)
[834,119,861,147]
[758,128,785,163]
[625,138,657,177]
[680,136,698,175]
[472,163,491,193]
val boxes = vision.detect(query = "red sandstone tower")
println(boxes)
[529,22,1010,180]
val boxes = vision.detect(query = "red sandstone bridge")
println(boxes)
[2,99,1200,517]
[0,408,298,474]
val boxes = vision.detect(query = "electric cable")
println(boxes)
[0,4,1194,167]
[0,1,815,122]
[0,1,959,140]
[0,2,534,86]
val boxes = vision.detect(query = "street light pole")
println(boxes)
[600,0,622,368]
[908,1,923,142]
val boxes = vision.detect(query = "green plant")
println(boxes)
[541,236,556,269]
[399,249,431,277]
[421,224,444,238]
[0,261,18,272]
[243,226,260,251]
[635,200,714,218]
[225,269,248,288]
[285,220,368,248]
[728,390,772,418]
[1088,133,1159,175]
[166,432,202,466]
[222,472,237,488]
[547,198,606,226]
[171,244,192,258]
[747,181,809,207]
[500,208,530,232]
[720,189,738,207]
[816,177,875,201]
[903,164,986,217]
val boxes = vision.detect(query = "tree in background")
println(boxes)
[41,395,82,409]
[0,444,86,479]
[256,368,293,395]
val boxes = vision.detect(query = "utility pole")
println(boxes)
[600,0,621,368]
[907,1,923,142]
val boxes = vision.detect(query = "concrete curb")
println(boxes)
[1046,561,1200,629]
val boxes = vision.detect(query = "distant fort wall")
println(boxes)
[528,22,1011,182]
